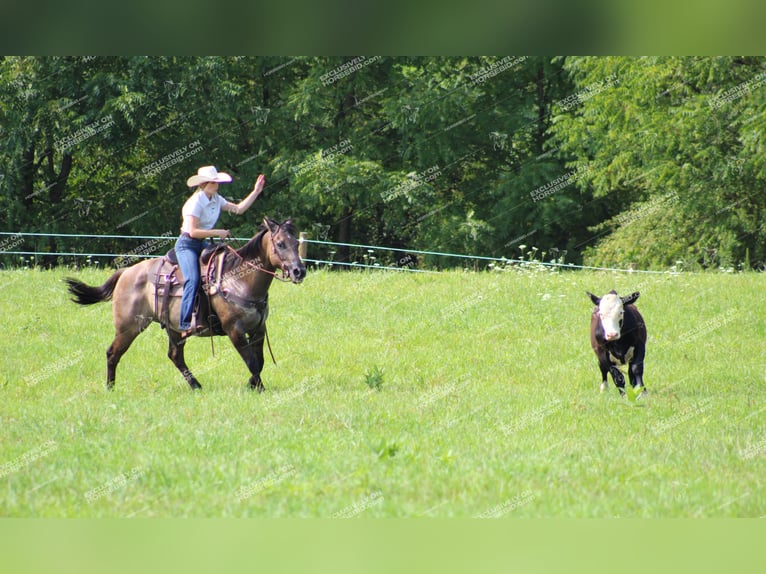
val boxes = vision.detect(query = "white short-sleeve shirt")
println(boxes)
[181,191,229,232]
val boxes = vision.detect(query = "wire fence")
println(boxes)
[0,230,682,275]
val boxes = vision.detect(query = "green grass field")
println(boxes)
[1,266,764,517]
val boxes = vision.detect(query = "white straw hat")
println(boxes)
[187,165,233,187]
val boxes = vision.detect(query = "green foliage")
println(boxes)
[550,56,766,270]
[0,56,581,268]
[624,381,646,404]
[373,439,400,460]
[2,57,765,270]
[364,364,384,391]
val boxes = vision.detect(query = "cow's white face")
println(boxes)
[588,290,641,343]
[597,293,624,341]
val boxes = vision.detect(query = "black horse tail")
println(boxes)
[65,269,126,305]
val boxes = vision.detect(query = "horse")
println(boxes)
[65,217,306,392]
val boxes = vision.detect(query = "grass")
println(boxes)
[0,266,764,517]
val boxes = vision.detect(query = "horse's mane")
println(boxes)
[237,219,297,260]
[237,227,268,260]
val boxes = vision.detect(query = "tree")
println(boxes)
[549,56,766,270]
[9,57,758,271]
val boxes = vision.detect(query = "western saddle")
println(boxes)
[153,244,227,336]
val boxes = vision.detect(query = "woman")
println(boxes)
[176,165,265,339]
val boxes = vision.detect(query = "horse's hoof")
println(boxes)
[249,381,265,393]
[599,382,608,392]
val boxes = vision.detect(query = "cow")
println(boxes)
[586,290,647,397]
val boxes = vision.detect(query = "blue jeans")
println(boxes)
[175,234,210,330]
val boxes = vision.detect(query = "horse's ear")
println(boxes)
[263,217,279,234]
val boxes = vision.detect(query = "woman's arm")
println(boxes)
[222,174,265,215]
[184,215,230,240]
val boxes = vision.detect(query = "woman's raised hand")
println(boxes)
[253,174,266,196]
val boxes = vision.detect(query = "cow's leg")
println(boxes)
[228,324,264,392]
[628,346,647,397]
[167,332,202,390]
[597,361,610,392]
[609,365,627,395]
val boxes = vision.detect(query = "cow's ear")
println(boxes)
[587,291,601,306]
[621,291,640,305]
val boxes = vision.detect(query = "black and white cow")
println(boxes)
[587,290,647,396]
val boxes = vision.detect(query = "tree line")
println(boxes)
[1,56,764,270]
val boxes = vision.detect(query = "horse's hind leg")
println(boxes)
[102,258,157,390]
[105,329,140,390]
[167,333,202,390]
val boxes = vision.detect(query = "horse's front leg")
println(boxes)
[168,332,202,390]
[227,323,265,392]
[248,329,267,390]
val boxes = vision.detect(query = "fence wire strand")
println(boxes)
[1,231,682,274]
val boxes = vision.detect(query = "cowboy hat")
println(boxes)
[186,165,233,187]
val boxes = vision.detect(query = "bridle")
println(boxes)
[222,227,296,283]
[262,227,295,282]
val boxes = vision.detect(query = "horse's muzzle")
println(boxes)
[288,264,306,284]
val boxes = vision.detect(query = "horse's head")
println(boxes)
[263,217,306,284]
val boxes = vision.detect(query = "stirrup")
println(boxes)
[179,325,203,341]
[179,313,203,338]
